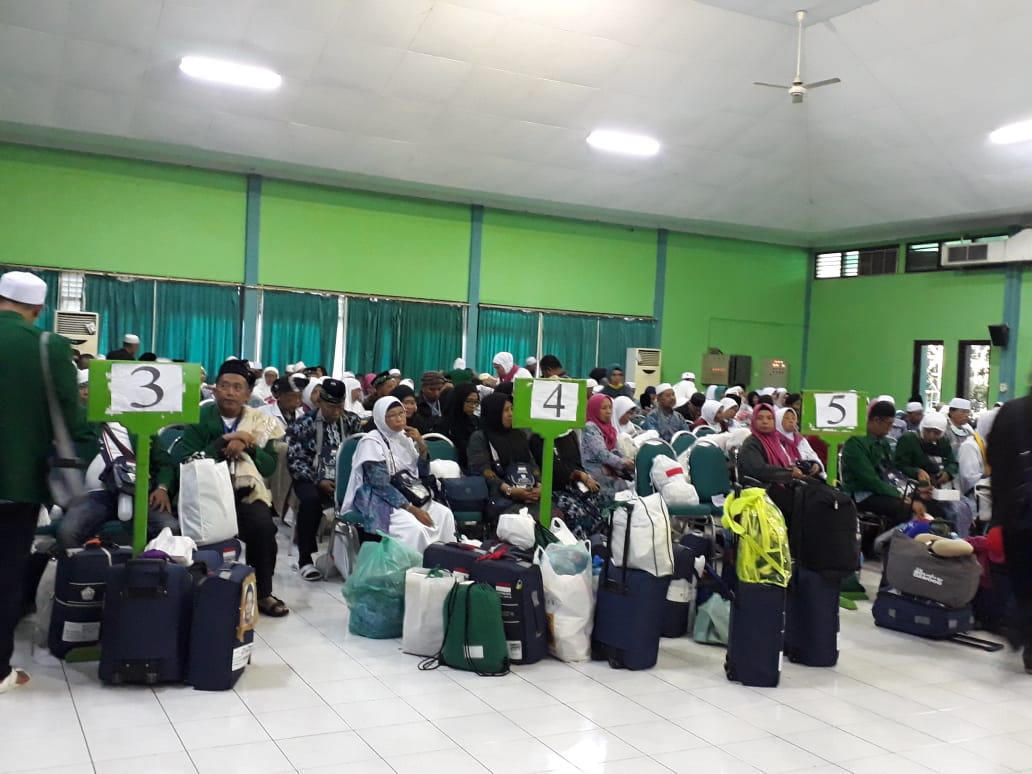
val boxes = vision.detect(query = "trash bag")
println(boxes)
[722,488,791,587]
[342,534,423,638]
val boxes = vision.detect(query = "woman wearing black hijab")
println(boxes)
[467,392,541,507]
[441,382,479,470]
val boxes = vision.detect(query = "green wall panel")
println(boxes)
[480,211,656,316]
[259,180,470,301]
[0,144,246,282]
[806,268,1006,402]
[661,234,808,388]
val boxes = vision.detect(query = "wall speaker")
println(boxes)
[988,323,1010,347]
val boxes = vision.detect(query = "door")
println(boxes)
[957,340,991,413]
[912,340,944,408]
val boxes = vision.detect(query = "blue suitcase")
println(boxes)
[98,559,193,684]
[49,541,132,658]
[725,582,786,687]
[187,562,258,691]
[593,565,670,669]
[196,538,243,564]
[872,589,972,638]
[784,566,840,666]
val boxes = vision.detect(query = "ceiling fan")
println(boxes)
[754,9,841,104]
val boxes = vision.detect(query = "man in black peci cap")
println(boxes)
[286,378,360,580]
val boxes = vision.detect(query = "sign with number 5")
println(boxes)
[812,392,859,430]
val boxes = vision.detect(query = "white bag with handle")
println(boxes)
[145,527,197,566]
[650,455,700,507]
[536,541,594,662]
[610,493,674,577]
[550,516,579,546]
[497,507,536,550]
[402,567,456,656]
[178,457,239,545]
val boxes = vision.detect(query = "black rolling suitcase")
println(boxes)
[49,540,132,658]
[784,567,839,666]
[725,581,786,687]
[187,562,258,690]
[99,559,193,684]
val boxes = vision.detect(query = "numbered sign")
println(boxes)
[512,378,588,437]
[530,380,579,422]
[108,364,184,415]
[812,392,859,430]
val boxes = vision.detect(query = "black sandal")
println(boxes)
[258,595,290,617]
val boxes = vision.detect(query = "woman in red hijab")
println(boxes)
[580,394,635,497]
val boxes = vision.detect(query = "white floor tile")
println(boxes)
[838,718,942,752]
[0,731,91,773]
[434,711,530,747]
[465,682,559,711]
[537,728,642,766]
[575,757,677,774]
[357,719,456,757]
[86,722,184,762]
[840,754,937,774]
[403,685,492,720]
[956,734,1032,770]
[255,705,349,739]
[723,736,830,774]
[189,740,293,774]
[465,738,580,774]
[93,750,198,774]
[672,708,771,746]
[898,743,1012,774]
[780,727,885,763]
[508,702,599,737]
[158,688,252,722]
[654,744,763,774]
[175,714,270,750]
[299,761,395,774]
[567,696,662,728]
[733,703,832,736]
[607,719,709,754]
[632,689,715,717]
[310,676,394,704]
[386,747,491,774]
[275,730,378,769]
[331,696,423,729]
[537,676,621,704]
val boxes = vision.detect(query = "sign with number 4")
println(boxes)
[530,380,580,422]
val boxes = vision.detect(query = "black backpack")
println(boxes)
[791,482,860,581]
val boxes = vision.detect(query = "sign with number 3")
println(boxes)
[108,364,185,415]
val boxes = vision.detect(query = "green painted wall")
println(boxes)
[259,181,470,301]
[662,234,808,388]
[0,144,246,282]
[806,268,1007,402]
[480,211,656,316]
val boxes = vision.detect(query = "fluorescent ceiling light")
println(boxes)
[586,130,660,157]
[990,119,1032,145]
[179,56,281,90]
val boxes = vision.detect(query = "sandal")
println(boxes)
[258,596,290,617]
[0,668,30,694]
[298,564,323,582]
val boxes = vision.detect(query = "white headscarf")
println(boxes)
[341,397,420,513]
[976,407,998,441]
[775,407,796,440]
[492,352,514,371]
[705,385,719,400]
[920,412,949,435]
[701,399,722,429]
[343,377,368,417]
[611,395,638,435]
[302,376,325,410]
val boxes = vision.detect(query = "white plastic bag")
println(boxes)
[178,457,238,544]
[650,455,700,507]
[632,430,661,448]
[550,516,579,546]
[317,521,359,580]
[145,527,197,565]
[497,507,536,550]
[429,459,462,480]
[610,493,674,577]
[402,567,456,656]
[536,542,594,662]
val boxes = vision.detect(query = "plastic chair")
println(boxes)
[693,426,716,438]
[335,433,365,525]
[670,431,696,457]
[635,439,677,497]
[422,432,457,463]
[157,425,185,455]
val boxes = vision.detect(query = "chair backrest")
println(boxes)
[693,426,716,438]
[423,432,458,462]
[635,438,677,497]
[670,431,695,456]
[688,443,732,501]
[335,433,365,509]
[157,425,185,455]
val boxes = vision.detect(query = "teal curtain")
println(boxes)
[261,290,338,375]
[346,297,463,376]
[0,266,59,331]
[155,281,241,375]
[477,307,539,373]
[598,317,658,370]
[542,313,598,378]
[84,275,155,355]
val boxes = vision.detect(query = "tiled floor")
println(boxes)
[5,537,1032,774]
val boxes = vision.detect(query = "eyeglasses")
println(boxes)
[464,397,480,405]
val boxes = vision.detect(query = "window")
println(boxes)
[905,242,941,272]
[957,340,991,414]
[815,246,896,279]
[912,340,944,408]
[58,272,84,312]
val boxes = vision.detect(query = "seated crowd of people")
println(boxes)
[62,334,995,621]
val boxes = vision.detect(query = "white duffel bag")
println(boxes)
[610,493,674,577]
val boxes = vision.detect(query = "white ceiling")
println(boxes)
[2,0,1032,246]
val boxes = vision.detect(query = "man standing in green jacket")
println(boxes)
[0,271,79,695]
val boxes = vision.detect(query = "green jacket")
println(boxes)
[176,403,277,476]
[893,432,958,481]
[841,433,900,498]
[0,310,79,503]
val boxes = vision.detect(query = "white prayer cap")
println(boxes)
[525,356,538,366]
[585,378,598,390]
[250,361,263,370]
[626,381,636,390]
[293,361,307,372]
[681,372,696,381]
[389,368,402,377]
[593,384,605,393]
[876,394,895,406]
[123,334,140,345]
[949,397,972,411]
[759,387,775,396]
[656,382,674,396]
[453,358,466,370]
[341,371,355,379]
[905,401,923,413]
[263,366,278,375]
[226,355,239,361]
[76,369,89,386]
[0,271,47,305]
[920,412,948,434]
[401,378,414,389]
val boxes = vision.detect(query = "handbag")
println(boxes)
[178,455,239,545]
[378,431,433,507]
[99,425,138,497]
[40,332,85,508]
[442,476,488,513]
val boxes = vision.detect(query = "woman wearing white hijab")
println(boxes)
[302,376,325,410]
[957,407,997,533]
[775,407,824,477]
[692,399,727,433]
[610,395,641,437]
[342,377,369,418]
[341,397,456,552]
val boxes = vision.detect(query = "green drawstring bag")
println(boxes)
[693,595,731,645]
[722,488,792,587]
[419,581,509,676]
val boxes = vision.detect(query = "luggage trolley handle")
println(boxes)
[123,559,170,598]
[602,501,636,592]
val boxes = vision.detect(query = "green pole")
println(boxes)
[538,437,555,527]
[133,436,151,554]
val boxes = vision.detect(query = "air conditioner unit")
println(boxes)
[940,229,1032,267]
[54,311,100,356]
[625,347,662,397]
